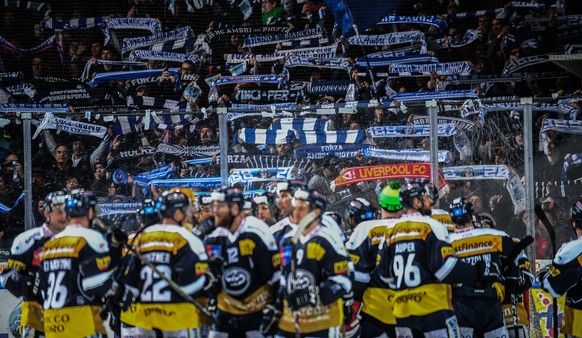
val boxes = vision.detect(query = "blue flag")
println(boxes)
[323,0,405,37]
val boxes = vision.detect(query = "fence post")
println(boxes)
[21,112,34,230]
[426,99,439,208]
[217,107,229,188]
[522,97,536,264]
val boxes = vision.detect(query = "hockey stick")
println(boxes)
[533,204,558,338]
[123,243,216,322]
[505,235,534,338]
[290,211,318,338]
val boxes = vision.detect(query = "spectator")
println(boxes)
[262,0,286,25]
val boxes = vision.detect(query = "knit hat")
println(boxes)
[379,180,403,211]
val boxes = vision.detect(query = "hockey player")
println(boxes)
[344,197,378,240]
[122,190,217,337]
[346,182,404,338]
[37,189,119,338]
[205,187,280,338]
[194,194,216,239]
[379,183,501,338]
[271,181,307,245]
[262,188,352,338]
[537,199,582,338]
[448,198,530,338]
[0,191,68,338]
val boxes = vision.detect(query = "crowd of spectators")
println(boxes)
[1,0,582,257]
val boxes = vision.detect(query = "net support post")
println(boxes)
[426,99,440,208]
[217,107,229,188]
[21,112,34,230]
[521,97,536,264]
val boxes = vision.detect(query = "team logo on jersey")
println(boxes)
[306,243,326,261]
[222,267,251,296]
[207,245,222,258]
[349,254,360,264]
[281,246,292,266]
[333,260,349,274]
[286,269,315,294]
[239,239,256,256]
[96,256,111,271]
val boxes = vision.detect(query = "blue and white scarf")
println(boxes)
[503,54,551,74]
[244,27,323,47]
[284,57,350,70]
[0,192,25,214]
[507,171,525,215]
[445,8,502,19]
[270,118,327,131]
[37,88,92,103]
[442,165,510,180]
[306,80,351,95]
[34,113,107,139]
[89,68,179,88]
[378,15,448,32]
[122,26,190,54]
[229,167,298,185]
[151,177,222,189]
[362,148,450,162]
[429,30,480,51]
[204,26,291,43]
[0,103,69,113]
[296,130,365,144]
[114,116,142,135]
[357,54,439,68]
[293,144,367,159]
[151,37,197,52]
[0,34,56,54]
[5,0,48,12]
[127,95,181,109]
[393,90,478,103]
[540,119,582,135]
[104,17,162,46]
[226,103,295,121]
[97,203,141,216]
[210,75,286,91]
[41,16,107,34]
[280,37,335,48]
[238,128,295,145]
[81,59,147,81]
[4,83,36,99]
[116,147,156,160]
[128,50,199,64]
[155,144,220,157]
[276,44,338,58]
[346,31,426,52]
[527,15,582,33]
[227,53,287,64]
[389,61,472,77]
[232,88,302,103]
[412,115,475,131]
[0,72,21,81]
[368,124,457,138]
[367,45,422,58]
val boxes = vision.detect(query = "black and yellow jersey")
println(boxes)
[39,224,113,338]
[123,223,209,331]
[431,209,455,233]
[0,225,52,332]
[346,219,398,325]
[205,216,280,315]
[540,237,582,337]
[379,213,461,318]
[278,224,352,333]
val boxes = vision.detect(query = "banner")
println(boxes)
[389,61,472,77]
[96,203,141,216]
[368,124,457,138]
[210,75,287,90]
[226,53,287,64]
[205,26,290,43]
[297,130,365,144]
[155,144,220,157]
[306,80,351,95]
[116,147,156,161]
[506,171,526,215]
[503,54,551,74]
[332,162,439,188]
[122,26,190,53]
[0,103,70,113]
[412,115,475,131]
[270,118,327,131]
[104,17,162,46]
[243,27,323,47]
[38,88,92,103]
[35,113,107,139]
[362,148,450,163]
[293,144,368,160]
[229,167,298,185]
[442,165,510,180]
[151,177,222,189]
[284,57,350,70]
[429,30,480,50]
[232,88,302,103]
[357,54,439,68]
[378,15,448,32]
[393,90,478,103]
[238,128,295,145]
[276,44,337,59]
[346,31,426,50]
[128,50,199,64]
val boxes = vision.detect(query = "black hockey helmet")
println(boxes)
[292,188,326,212]
[137,198,160,227]
[65,189,97,217]
[156,190,190,218]
[347,197,378,225]
[448,197,475,225]
[572,199,582,229]
[211,187,244,209]
[44,190,67,213]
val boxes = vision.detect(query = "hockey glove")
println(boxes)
[535,266,550,284]
[207,297,217,315]
[288,285,319,311]
[260,304,282,336]
[343,292,355,325]
[476,260,503,286]
[504,264,524,288]
[107,281,138,311]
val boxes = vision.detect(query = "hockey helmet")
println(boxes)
[347,197,378,225]
[44,190,67,213]
[65,189,97,218]
[211,187,244,208]
[292,188,326,212]
[156,190,191,218]
[448,197,475,225]
[137,199,160,227]
[572,199,582,229]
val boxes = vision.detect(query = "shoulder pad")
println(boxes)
[242,216,278,251]
[346,219,393,250]
[11,228,45,255]
[321,215,346,242]
[270,217,294,235]
[406,215,450,242]
[206,226,230,240]
[317,226,348,257]
[554,238,582,265]
[56,227,109,253]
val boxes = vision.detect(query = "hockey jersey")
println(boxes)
[278,224,352,333]
[271,215,345,247]
[346,219,398,325]
[501,248,534,328]
[379,213,457,318]
[540,237,582,337]
[431,209,455,233]
[205,216,280,315]
[39,225,113,338]
[0,225,52,332]
[123,223,209,331]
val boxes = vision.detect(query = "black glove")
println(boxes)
[343,292,354,325]
[204,256,225,294]
[504,264,524,287]
[107,226,129,248]
[260,304,282,336]
[535,266,550,284]
[288,286,318,312]
[208,255,225,279]
[207,297,217,315]
[107,281,138,311]
[476,260,503,286]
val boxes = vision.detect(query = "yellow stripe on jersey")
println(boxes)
[20,301,43,332]
[134,231,188,254]
[129,302,201,330]
[368,226,387,245]
[7,259,26,271]
[562,305,582,337]
[392,283,453,318]
[44,305,105,338]
[279,298,343,333]
[388,221,433,244]
[362,287,397,325]
[217,283,273,315]
[349,254,360,265]
[40,236,86,260]
[451,235,503,257]
[431,214,453,225]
